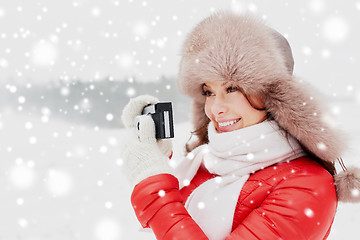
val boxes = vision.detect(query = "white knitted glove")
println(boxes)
[121,95,159,128]
[121,95,172,158]
[120,95,174,186]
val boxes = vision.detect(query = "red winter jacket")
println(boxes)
[131,157,337,240]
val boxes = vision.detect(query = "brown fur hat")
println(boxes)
[177,11,360,202]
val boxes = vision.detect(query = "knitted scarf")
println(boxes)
[175,120,305,240]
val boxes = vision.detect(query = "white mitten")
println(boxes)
[120,115,174,186]
[121,95,159,128]
[121,95,173,158]
[157,139,173,158]
[121,95,175,186]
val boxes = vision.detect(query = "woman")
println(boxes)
[120,12,360,240]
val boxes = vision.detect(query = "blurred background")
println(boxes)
[0,0,360,239]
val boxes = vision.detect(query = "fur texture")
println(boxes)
[177,12,360,202]
[335,167,360,202]
[177,11,344,165]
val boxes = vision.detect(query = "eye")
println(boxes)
[226,86,239,93]
[202,90,214,97]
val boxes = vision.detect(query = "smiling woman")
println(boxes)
[120,11,360,240]
[202,81,267,133]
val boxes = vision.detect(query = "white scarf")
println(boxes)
[175,120,305,240]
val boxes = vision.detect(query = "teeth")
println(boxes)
[218,119,239,127]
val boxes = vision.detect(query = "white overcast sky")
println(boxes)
[0,0,359,94]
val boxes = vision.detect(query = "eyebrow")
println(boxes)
[202,82,231,88]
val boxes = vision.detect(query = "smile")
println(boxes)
[218,119,240,127]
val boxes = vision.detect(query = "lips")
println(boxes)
[216,118,241,132]
[218,119,240,127]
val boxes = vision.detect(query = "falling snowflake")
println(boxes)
[16,198,25,206]
[107,137,118,146]
[356,2,360,10]
[352,188,360,197]
[248,3,258,12]
[9,161,36,190]
[309,0,325,13]
[116,158,124,166]
[302,46,312,56]
[117,53,134,69]
[331,106,341,115]
[158,189,166,197]
[197,201,205,209]
[106,113,114,121]
[7,85,17,93]
[215,176,222,183]
[321,49,331,58]
[18,218,29,228]
[105,201,113,209]
[18,96,26,104]
[183,179,190,187]
[322,17,349,43]
[317,142,327,150]
[133,22,149,38]
[29,136,37,144]
[91,7,101,17]
[46,169,73,197]
[247,153,254,160]
[186,152,195,160]
[0,58,8,68]
[31,40,58,67]
[99,146,108,153]
[94,218,121,240]
[304,208,315,218]
[60,87,70,96]
[126,87,136,97]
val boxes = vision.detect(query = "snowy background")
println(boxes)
[1,0,360,239]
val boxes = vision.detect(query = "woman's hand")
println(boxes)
[121,95,173,158]
[121,95,159,128]
[120,95,174,186]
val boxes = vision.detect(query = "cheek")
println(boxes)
[228,93,248,111]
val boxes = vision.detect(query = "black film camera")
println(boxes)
[135,102,174,139]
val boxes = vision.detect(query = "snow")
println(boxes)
[31,40,58,67]
[94,218,121,240]
[309,0,325,13]
[46,169,73,197]
[9,162,36,190]
[322,17,350,43]
[158,190,165,197]
[198,202,206,210]
[0,0,360,239]
[0,111,146,239]
[0,98,359,239]
[0,0,358,86]
[304,208,315,218]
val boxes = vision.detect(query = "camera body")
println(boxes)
[135,102,174,139]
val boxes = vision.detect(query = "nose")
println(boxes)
[211,96,228,116]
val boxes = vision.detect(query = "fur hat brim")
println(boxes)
[178,11,345,164]
[177,11,360,203]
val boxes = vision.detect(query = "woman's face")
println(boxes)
[203,81,267,133]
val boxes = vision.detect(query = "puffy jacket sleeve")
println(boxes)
[131,174,209,240]
[226,162,337,240]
